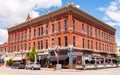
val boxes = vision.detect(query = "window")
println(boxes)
[98,30,100,38]
[88,40,90,49]
[24,43,26,51]
[38,41,43,49]
[34,29,36,38]
[52,23,54,33]
[87,26,89,35]
[38,28,41,36]
[22,32,23,40]
[28,43,31,50]
[33,42,35,47]
[21,44,23,50]
[14,46,16,52]
[73,36,76,47]
[41,27,43,35]
[46,25,48,35]
[103,44,104,51]
[64,36,68,46]
[52,38,54,48]
[46,39,48,49]
[82,38,84,48]
[4,48,6,52]
[58,37,61,46]
[96,42,98,50]
[8,47,10,53]
[90,27,92,36]
[17,45,19,52]
[91,41,93,49]
[29,30,31,39]
[82,24,84,33]
[58,22,61,32]
[18,33,20,41]
[95,29,97,37]
[99,43,101,50]
[64,20,67,30]
[73,20,76,31]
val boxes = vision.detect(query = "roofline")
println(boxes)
[8,3,116,33]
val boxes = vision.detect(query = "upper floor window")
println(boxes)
[64,20,67,31]
[38,28,41,36]
[28,43,31,50]
[38,40,43,49]
[46,25,48,35]
[29,30,31,39]
[87,26,89,35]
[52,23,54,33]
[24,43,26,51]
[33,42,35,47]
[82,38,84,48]
[82,24,84,33]
[46,39,48,49]
[18,33,20,41]
[4,48,6,52]
[90,27,92,36]
[22,33,23,40]
[58,37,61,46]
[88,40,90,49]
[14,46,16,52]
[41,27,43,35]
[91,41,93,49]
[73,20,76,31]
[96,42,98,50]
[58,22,61,32]
[64,36,68,46]
[34,29,36,38]
[73,36,76,47]
[52,38,54,48]
[98,30,100,38]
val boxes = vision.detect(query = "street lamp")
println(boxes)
[20,49,23,62]
[56,46,60,64]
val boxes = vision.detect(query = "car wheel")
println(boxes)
[31,67,34,70]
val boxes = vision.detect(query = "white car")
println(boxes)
[25,62,41,70]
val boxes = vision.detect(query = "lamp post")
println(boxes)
[56,45,61,70]
[20,49,23,62]
[56,46,60,64]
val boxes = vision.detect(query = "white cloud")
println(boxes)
[98,0,120,26]
[0,0,62,44]
[0,28,8,44]
[76,5,80,8]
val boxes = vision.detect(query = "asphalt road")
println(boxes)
[0,67,120,75]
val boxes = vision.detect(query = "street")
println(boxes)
[0,67,120,75]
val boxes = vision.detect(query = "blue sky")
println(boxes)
[0,0,120,46]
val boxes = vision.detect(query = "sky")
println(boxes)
[0,0,120,46]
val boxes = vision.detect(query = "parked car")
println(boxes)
[25,62,41,70]
[11,62,25,69]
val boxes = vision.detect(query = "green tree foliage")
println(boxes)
[8,59,13,66]
[114,54,120,63]
[28,47,38,62]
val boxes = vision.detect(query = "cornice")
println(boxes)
[8,4,116,33]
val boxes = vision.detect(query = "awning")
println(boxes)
[38,52,49,60]
[12,54,26,61]
[4,55,14,61]
[48,55,68,61]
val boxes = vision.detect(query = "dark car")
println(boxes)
[11,62,25,69]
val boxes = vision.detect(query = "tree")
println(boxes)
[8,59,13,66]
[28,47,38,62]
[114,54,120,63]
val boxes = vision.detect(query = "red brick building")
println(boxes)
[1,3,117,69]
